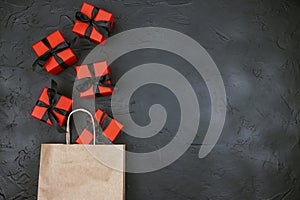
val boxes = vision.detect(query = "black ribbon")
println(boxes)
[75,6,111,39]
[85,112,112,144]
[36,88,68,132]
[33,37,70,70]
[76,63,114,96]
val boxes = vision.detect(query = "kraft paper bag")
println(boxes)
[37,109,125,200]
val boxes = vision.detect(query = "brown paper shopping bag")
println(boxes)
[37,109,125,200]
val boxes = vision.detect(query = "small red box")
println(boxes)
[76,128,94,144]
[72,2,114,44]
[32,30,77,75]
[94,109,123,142]
[75,61,114,98]
[31,87,73,127]
[76,109,123,144]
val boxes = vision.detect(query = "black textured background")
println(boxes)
[1,0,300,199]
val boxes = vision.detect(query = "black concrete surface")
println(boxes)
[1,0,300,199]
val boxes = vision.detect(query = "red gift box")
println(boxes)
[76,109,123,144]
[31,87,73,128]
[75,61,114,98]
[76,128,95,144]
[72,2,114,44]
[32,30,77,75]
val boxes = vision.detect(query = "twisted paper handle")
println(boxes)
[66,108,96,145]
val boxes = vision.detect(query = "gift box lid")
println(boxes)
[80,2,114,23]
[75,61,110,79]
[32,30,67,57]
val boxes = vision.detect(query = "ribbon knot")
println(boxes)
[90,77,100,85]
[49,48,55,55]
[89,19,95,25]
[47,102,56,111]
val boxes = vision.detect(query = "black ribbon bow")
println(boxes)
[85,111,112,144]
[36,88,68,132]
[33,37,70,70]
[75,6,111,39]
[76,63,114,96]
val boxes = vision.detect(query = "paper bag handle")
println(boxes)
[66,108,96,145]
